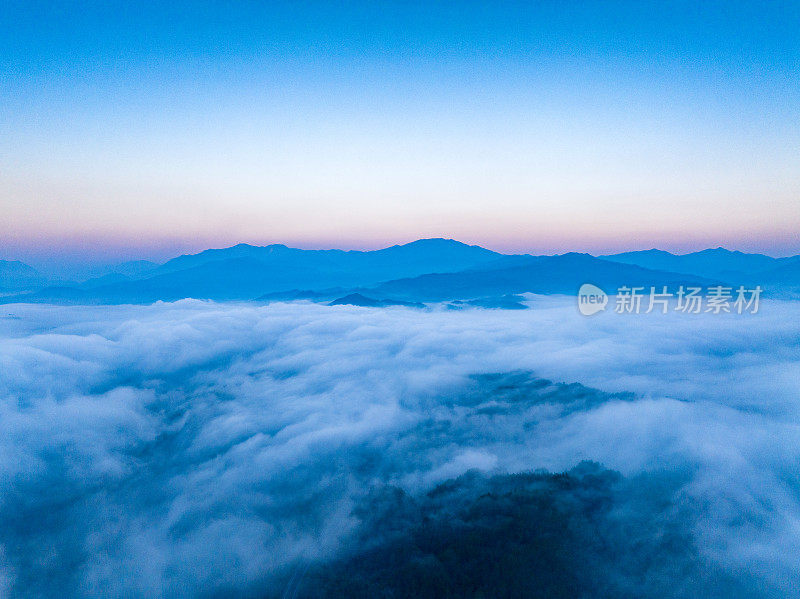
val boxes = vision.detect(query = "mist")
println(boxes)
[1,298,799,597]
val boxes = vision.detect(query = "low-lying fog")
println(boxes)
[1,298,799,597]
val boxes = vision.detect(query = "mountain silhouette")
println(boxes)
[360,253,716,302]
[2,240,797,305]
[328,293,425,308]
[1,239,500,303]
[0,260,46,292]
[602,248,789,279]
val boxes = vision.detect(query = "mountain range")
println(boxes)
[1,239,798,305]
[0,260,47,293]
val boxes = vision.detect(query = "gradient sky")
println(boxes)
[2,0,799,269]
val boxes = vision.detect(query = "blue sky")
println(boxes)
[2,0,799,266]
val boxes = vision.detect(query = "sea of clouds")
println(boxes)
[1,297,799,597]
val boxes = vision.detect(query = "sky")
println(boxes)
[2,0,799,268]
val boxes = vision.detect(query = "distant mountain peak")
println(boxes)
[329,293,380,306]
[375,238,500,261]
[697,247,735,255]
[329,293,424,308]
[0,260,46,291]
[395,238,481,249]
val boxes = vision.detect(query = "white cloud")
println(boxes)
[1,298,799,596]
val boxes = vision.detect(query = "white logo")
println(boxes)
[577,283,608,315]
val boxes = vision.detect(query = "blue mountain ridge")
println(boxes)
[2,240,797,305]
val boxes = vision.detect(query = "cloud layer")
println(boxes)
[1,299,799,597]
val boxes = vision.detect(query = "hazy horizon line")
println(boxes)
[3,235,799,277]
